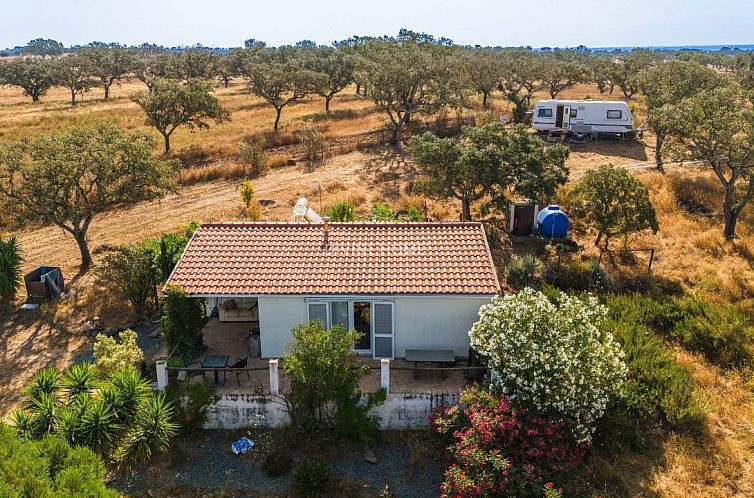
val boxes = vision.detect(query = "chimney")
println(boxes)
[322,216,331,250]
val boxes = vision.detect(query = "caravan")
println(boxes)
[532,99,634,135]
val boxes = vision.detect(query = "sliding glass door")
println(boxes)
[353,302,371,352]
[308,300,393,358]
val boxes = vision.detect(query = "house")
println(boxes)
[165,220,500,359]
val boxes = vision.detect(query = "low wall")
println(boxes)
[203,391,460,430]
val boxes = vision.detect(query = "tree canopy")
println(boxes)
[569,164,659,247]
[0,124,178,270]
[0,57,58,102]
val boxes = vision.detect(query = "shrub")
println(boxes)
[238,139,269,177]
[162,285,207,358]
[298,125,328,163]
[371,203,398,222]
[326,201,355,222]
[10,364,177,467]
[553,258,612,294]
[263,450,294,477]
[291,457,331,498]
[96,244,156,315]
[469,288,627,442]
[0,424,118,497]
[504,254,540,288]
[431,387,589,497]
[165,379,217,437]
[239,180,255,210]
[0,235,22,303]
[246,200,263,221]
[93,330,145,378]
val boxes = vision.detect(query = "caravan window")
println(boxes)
[606,110,623,119]
[569,108,578,117]
[537,108,553,118]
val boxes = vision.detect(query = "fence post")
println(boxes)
[380,358,390,394]
[269,359,279,395]
[155,358,168,392]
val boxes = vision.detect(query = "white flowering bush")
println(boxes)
[469,287,627,443]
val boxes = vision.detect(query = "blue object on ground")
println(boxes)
[231,436,254,455]
[537,205,570,238]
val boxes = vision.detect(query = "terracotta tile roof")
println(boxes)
[167,222,500,296]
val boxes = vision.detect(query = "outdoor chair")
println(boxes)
[224,357,250,386]
[182,358,206,381]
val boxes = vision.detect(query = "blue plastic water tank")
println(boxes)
[537,205,569,238]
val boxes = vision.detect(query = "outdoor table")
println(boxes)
[202,355,230,384]
[405,349,455,379]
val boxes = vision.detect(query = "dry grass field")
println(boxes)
[1,78,753,497]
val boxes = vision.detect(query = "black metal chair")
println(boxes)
[182,358,206,381]
[223,357,250,386]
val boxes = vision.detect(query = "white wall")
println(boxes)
[257,296,307,358]
[203,392,461,430]
[393,296,491,358]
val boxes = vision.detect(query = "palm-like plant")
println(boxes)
[9,409,35,439]
[56,406,81,445]
[326,201,356,222]
[26,367,60,403]
[0,235,23,302]
[77,400,120,456]
[109,367,150,424]
[30,392,58,437]
[61,362,98,399]
[116,393,178,466]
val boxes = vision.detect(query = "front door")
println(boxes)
[562,105,571,129]
[353,302,371,352]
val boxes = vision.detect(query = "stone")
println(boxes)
[364,447,377,464]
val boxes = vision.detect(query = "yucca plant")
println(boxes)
[56,406,81,445]
[326,201,356,222]
[30,392,58,437]
[78,400,120,456]
[0,235,23,303]
[26,367,60,403]
[61,362,97,399]
[116,393,178,467]
[109,367,151,424]
[9,409,35,439]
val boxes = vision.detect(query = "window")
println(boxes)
[607,110,623,119]
[569,108,578,117]
[330,301,349,329]
[537,108,553,118]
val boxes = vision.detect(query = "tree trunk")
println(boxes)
[654,131,664,172]
[355,83,360,95]
[325,95,332,113]
[274,107,282,130]
[74,230,92,271]
[390,124,400,146]
[32,92,40,103]
[103,84,110,101]
[162,132,171,154]
[461,198,472,221]
[482,91,489,109]
[723,190,739,239]
[595,231,604,247]
[70,88,77,106]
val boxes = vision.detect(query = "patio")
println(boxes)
[198,318,472,395]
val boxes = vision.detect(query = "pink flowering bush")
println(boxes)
[431,386,592,497]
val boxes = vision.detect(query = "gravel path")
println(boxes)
[111,429,444,497]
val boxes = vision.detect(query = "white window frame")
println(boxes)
[606,109,623,120]
[371,301,394,360]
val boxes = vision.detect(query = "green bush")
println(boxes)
[238,139,269,177]
[371,203,398,222]
[262,450,294,477]
[326,201,356,222]
[0,424,118,497]
[504,254,540,288]
[165,379,217,437]
[0,235,22,303]
[162,285,207,358]
[554,258,612,293]
[291,457,331,498]
[93,330,144,378]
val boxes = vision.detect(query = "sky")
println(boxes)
[0,0,752,50]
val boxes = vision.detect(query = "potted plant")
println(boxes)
[167,356,182,385]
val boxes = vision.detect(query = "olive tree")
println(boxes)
[22,38,64,57]
[0,57,58,102]
[132,78,230,154]
[499,48,545,123]
[611,49,658,100]
[590,56,616,94]
[464,48,504,109]
[54,54,99,106]
[243,47,324,130]
[79,43,135,100]
[638,61,718,171]
[657,84,754,239]
[539,53,589,99]
[733,52,754,105]
[0,124,178,271]
[569,164,659,247]
[306,46,354,113]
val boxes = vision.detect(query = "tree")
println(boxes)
[161,285,207,356]
[464,48,504,109]
[499,48,545,123]
[307,46,354,113]
[0,124,178,271]
[0,235,23,304]
[0,424,118,497]
[638,61,718,171]
[22,38,64,57]
[96,243,158,315]
[54,54,98,106]
[611,49,657,100]
[79,43,135,100]
[657,84,754,238]
[539,53,589,98]
[410,123,509,220]
[733,52,754,104]
[243,48,324,130]
[569,164,659,247]
[0,57,57,102]
[469,288,627,443]
[181,48,219,80]
[591,56,616,94]
[358,38,452,144]
[132,78,230,154]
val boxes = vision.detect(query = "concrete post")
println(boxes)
[269,359,279,395]
[380,358,390,394]
[156,359,168,392]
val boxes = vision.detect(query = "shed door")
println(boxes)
[307,302,329,329]
[372,302,394,359]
